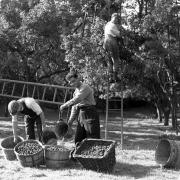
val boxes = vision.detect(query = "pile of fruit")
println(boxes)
[16,142,43,155]
[80,144,110,158]
[46,145,69,152]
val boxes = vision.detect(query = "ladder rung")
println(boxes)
[22,84,26,97]
[64,89,68,103]
[32,86,36,98]
[11,83,16,96]
[53,88,57,102]
[1,82,6,94]
[42,87,47,100]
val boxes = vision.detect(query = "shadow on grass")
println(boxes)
[113,161,159,178]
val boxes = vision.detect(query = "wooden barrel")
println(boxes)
[44,145,71,169]
[155,139,180,168]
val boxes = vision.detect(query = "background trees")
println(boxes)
[0,0,180,128]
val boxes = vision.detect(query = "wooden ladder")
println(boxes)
[0,79,74,105]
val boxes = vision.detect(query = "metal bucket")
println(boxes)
[155,139,180,168]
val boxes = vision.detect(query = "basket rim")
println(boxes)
[1,136,24,150]
[44,144,71,152]
[73,138,116,159]
[14,139,43,156]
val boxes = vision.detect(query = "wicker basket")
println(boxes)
[44,145,71,169]
[0,136,24,161]
[73,138,116,173]
[14,140,44,167]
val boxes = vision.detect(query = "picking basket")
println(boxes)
[73,138,116,173]
[1,136,24,161]
[14,140,44,167]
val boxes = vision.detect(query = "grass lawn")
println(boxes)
[0,107,179,180]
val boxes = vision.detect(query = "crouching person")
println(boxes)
[8,97,46,142]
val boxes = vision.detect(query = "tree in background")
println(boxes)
[0,0,180,129]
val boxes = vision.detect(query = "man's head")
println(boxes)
[8,100,20,115]
[65,71,81,88]
[111,13,119,24]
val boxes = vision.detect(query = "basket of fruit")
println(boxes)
[1,136,24,161]
[14,140,44,167]
[73,138,116,173]
[44,145,71,169]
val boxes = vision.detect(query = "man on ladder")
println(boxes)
[103,13,124,83]
[103,12,125,147]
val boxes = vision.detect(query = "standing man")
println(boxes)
[60,71,100,145]
[8,97,46,142]
[103,13,122,82]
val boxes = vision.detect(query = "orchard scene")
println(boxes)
[0,0,180,180]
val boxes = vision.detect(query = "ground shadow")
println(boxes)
[113,161,159,179]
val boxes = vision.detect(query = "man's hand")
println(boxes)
[42,124,46,131]
[68,120,73,127]
[13,136,18,143]
[60,104,66,112]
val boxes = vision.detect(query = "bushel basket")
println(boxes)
[1,136,24,161]
[14,140,44,167]
[73,138,116,173]
[44,145,72,169]
[155,138,180,169]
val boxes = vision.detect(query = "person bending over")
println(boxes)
[8,97,46,142]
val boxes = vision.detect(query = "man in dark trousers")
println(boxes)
[60,71,100,145]
[103,13,123,82]
[8,97,46,142]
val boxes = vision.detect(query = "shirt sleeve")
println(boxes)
[68,105,79,122]
[105,22,120,37]
[110,24,120,37]
[25,98,42,115]
[63,85,90,107]
[12,115,18,122]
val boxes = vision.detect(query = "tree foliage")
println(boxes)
[0,0,180,127]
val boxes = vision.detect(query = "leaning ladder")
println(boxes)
[0,79,74,105]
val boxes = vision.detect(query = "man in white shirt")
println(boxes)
[103,13,122,82]
[8,97,46,142]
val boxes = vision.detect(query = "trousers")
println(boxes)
[75,106,100,144]
[24,115,42,141]
[103,35,121,72]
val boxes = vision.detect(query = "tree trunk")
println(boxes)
[171,94,177,129]
[155,102,163,123]
[163,107,170,126]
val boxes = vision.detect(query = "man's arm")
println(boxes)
[39,111,46,129]
[68,105,79,126]
[61,85,90,109]
[12,115,18,142]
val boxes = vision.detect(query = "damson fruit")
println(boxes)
[46,145,68,152]
[16,142,42,155]
[80,144,111,158]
